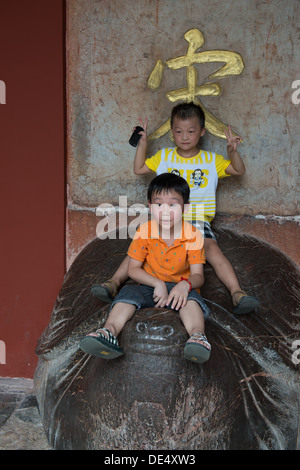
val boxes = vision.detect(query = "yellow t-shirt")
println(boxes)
[145,147,231,223]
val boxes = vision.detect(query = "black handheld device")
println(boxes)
[129,126,144,147]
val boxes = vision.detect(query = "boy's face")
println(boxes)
[149,189,187,234]
[171,116,205,155]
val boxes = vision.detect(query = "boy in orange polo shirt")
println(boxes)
[93,102,258,315]
[80,173,211,364]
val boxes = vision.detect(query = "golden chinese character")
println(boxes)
[147,29,244,140]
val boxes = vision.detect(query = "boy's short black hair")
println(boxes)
[170,101,205,129]
[147,172,190,204]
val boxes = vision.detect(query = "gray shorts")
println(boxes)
[110,282,210,319]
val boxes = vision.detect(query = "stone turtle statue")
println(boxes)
[34,228,300,450]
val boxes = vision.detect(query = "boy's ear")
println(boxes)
[148,201,152,212]
[200,127,206,137]
[183,202,190,214]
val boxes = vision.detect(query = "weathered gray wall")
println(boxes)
[66,0,299,266]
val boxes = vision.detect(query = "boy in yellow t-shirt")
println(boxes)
[80,173,211,364]
[93,102,258,315]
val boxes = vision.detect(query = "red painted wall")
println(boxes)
[0,1,65,377]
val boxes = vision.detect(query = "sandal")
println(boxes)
[184,332,211,364]
[232,290,259,315]
[91,279,119,304]
[79,327,123,359]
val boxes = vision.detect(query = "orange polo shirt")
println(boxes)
[127,220,205,284]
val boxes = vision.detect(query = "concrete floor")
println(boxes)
[0,377,51,450]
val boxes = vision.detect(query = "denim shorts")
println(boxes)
[110,282,210,319]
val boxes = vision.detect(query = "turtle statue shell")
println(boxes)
[34,228,300,450]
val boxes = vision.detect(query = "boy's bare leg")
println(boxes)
[180,300,211,363]
[179,300,205,336]
[104,302,136,337]
[204,238,241,294]
[91,256,130,302]
[204,238,259,314]
[110,256,130,288]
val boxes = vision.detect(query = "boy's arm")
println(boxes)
[128,256,161,288]
[133,118,153,175]
[128,256,168,307]
[188,263,205,289]
[224,126,246,176]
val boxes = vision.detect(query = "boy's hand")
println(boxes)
[224,126,242,152]
[166,281,190,311]
[153,280,168,308]
[136,117,148,145]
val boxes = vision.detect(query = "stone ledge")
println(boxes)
[66,207,300,269]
